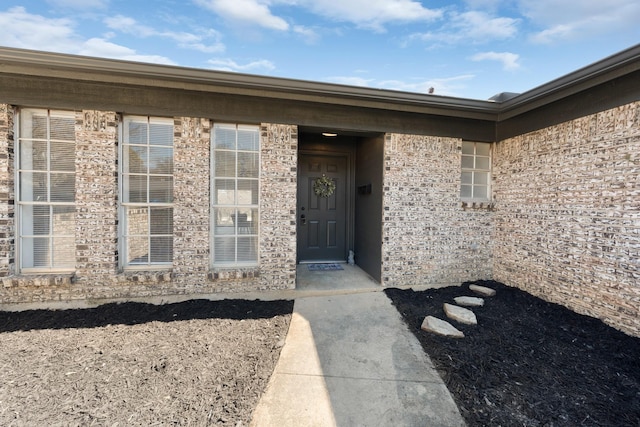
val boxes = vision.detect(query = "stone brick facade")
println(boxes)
[382,133,494,287]
[0,104,15,278]
[0,106,297,303]
[493,101,640,336]
[0,100,637,337]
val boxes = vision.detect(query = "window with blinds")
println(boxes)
[17,109,76,271]
[211,124,259,266]
[461,141,492,201]
[121,116,174,267]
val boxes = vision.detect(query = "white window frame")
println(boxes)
[16,108,76,273]
[211,123,260,267]
[461,141,492,202]
[119,115,174,270]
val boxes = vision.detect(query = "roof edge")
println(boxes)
[0,46,498,119]
[497,43,640,120]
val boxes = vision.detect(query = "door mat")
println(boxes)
[307,263,344,271]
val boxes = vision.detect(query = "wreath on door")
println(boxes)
[313,174,336,198]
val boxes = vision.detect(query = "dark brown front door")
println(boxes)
[297,154,347,262]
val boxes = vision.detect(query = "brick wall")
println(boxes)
[256,124,297,290]
[172,117,211,288]
[0,106,297,303]
[0,105,14,278]
[74,110,119,292]
[382,133,494,287]
[493,101,640,336]
[1,100,637,337]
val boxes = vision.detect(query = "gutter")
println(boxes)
[497,43,640,121]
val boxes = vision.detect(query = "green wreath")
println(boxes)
[313,175,336,198]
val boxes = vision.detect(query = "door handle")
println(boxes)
[300,214,306,225]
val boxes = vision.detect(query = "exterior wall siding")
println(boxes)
[0,98,637,338]
[381,133,494,287]
[0,105,15,278]
[74,110,119,294]
[0,106,297,303]
[493,101,640,336]
[256,124,298,290]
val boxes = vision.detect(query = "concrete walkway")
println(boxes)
[250,292,465,426]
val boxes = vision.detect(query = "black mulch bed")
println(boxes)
[0,298,294,332]
[384,281,640,427]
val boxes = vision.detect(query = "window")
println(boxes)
[211,124,259,266]
[17,109,76,271]
[120,116,174,268]
[461,141,491,201]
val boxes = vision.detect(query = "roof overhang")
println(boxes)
[0,46,498,122]
[497,43,640,121]
[0,43,639,141]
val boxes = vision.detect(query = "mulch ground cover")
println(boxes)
[0,299,293,426]
[384,281,640,427]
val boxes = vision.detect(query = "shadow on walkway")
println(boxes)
[251,292,465,426]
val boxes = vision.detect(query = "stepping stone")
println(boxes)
[469,284,496,297]
[421,316,464,338]
[443,303,477,325]
[454,296,484,307]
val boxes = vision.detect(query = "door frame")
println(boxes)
[297,147,355,263]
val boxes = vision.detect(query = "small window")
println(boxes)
[120,116,174,268]
[461,141,491,201]
[17,108,76,272]
[211,124,260,266]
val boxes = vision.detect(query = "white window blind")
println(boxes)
[212,124,259,266]
[121,116,174,267]
[17,109,76,271]
[461,141,491,201]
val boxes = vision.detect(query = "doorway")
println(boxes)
[297,153,348,262]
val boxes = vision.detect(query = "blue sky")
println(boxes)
[1,0,639,100]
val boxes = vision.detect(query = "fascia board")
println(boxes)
[497,43,640,121]
[0,47,499,121]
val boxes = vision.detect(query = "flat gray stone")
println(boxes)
[421,316,464,338]
[443,303,477,325]
[469,284,496,297]
[454,296,484,307]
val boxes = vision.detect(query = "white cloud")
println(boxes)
[194,0,289,31]
[207,58,276,72]
[78,38,176,64]
[104,15,225,53]
[0,7,174,64]
[325,74,475,97]
[46,0,108,9]
[408,10,519,45]
[293,25,319,43]
[529,24,573,44]
[377,74,476,96]
[519,0,640,43]
[463,0,503,10]
[297,0,443,32]
[324,76,374,87]
[471,51,521,70]
[0,7,79,51]
[453,11,519,39]
[194,0,441,33]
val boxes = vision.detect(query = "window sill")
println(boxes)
[461,200,496,211]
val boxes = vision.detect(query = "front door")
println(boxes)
[297,154,347,262]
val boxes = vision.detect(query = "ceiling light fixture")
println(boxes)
[322,132,338,137]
